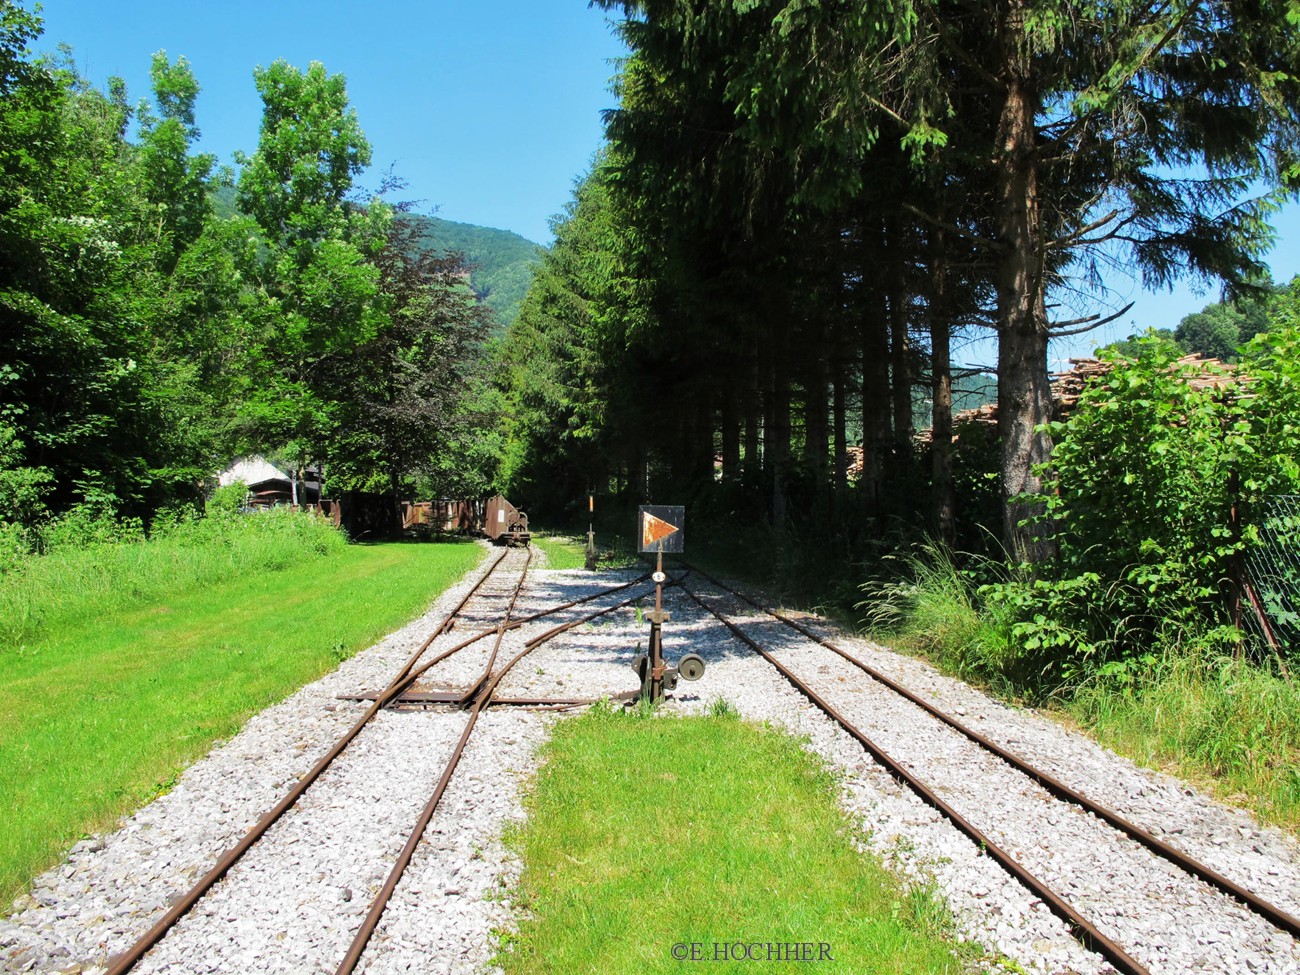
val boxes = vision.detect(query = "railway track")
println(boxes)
[92,548,664,975]
[6,554,1300,975]
[678,565,1300,975]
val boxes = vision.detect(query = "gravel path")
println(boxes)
[3,554,1298,975]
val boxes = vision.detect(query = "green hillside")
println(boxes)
[209,187,542,331]
[402,213,543,330]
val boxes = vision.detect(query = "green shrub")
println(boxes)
[38,502,146,551]
[975,333,1300,686]
[0,424,51,528]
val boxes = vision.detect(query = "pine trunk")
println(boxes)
[721,384,740,482]
[832,357,848,514]
[929,234,956,548]
[861,292,891,530]
[995,72,1056,563]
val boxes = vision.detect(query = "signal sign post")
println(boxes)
[634,506,701,702]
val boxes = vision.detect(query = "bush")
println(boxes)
[38,502,146,551]
[972,339,1253,686]
[873,333,1300,693]
[0,424,51,528]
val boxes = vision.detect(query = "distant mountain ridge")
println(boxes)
[210,187,542,331]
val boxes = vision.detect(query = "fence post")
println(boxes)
[1229,468,1243,643]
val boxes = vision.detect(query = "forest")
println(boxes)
[3,0,1300,814]
[494,0,1300,816]
[0,0,502,562]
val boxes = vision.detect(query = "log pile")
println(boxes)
[930,353,1243,441]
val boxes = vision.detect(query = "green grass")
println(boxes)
[1070,653,1300,831]
[530,529,643,571]
[530,533,590,570]
[0,534,483,904]
[497,703,971,974]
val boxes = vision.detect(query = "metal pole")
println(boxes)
[586,494,596,570]
[650,548,664,700]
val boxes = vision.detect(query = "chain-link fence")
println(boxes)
[1240,494,1300,657]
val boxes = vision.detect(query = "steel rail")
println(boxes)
[103,547,519,975]
[334,547,535,975]
[685,564,1300,941]
[335,578,677,973]
[341,571,676,707]
[684,585,1152,975]
[393,570,655,699]
[454,546,535,705]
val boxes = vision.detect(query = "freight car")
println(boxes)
[483,494,531,547]
[397,494,529,545]
[400,498,484,534]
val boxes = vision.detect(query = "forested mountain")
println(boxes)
[402,215,542,331]
[212,187,541,331]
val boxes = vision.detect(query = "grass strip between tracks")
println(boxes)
[497,702,975,974]
[529,534,589,570]
[0,538,484,905]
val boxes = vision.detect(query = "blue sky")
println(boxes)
[36,0,627,246]
[32,0,1300,367]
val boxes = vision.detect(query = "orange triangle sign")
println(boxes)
[642,511,680,548]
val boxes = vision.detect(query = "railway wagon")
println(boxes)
[483,493,531,546]
[400,499,484,533]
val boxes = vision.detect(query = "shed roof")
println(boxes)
[218,455,289,488]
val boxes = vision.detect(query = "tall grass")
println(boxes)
[0,507,347,648]
[1072,653,1300,829]
[860,539,1300,833]
[859,541,1016,692]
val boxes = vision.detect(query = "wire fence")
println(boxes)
[1241,493,1300,658]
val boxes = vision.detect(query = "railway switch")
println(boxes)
[629,506,703,703]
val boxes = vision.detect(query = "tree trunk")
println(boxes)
[695,389,715,483]
[995,71,1056,562]
[888,252,913,451]
[929,232,956,548]
[743,352,761,480]
[804,342,830,496]
[861,289,891,531]
[767,356,791,527]
[832,357,848,516]
[721,384,740,482]
[633,446,649,505]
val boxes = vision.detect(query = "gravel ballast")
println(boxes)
[3,552,1298,975]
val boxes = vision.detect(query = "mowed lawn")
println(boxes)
[501,704,972,974]
[0,539,483,903]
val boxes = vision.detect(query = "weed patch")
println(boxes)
[1071,653,1300,830]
